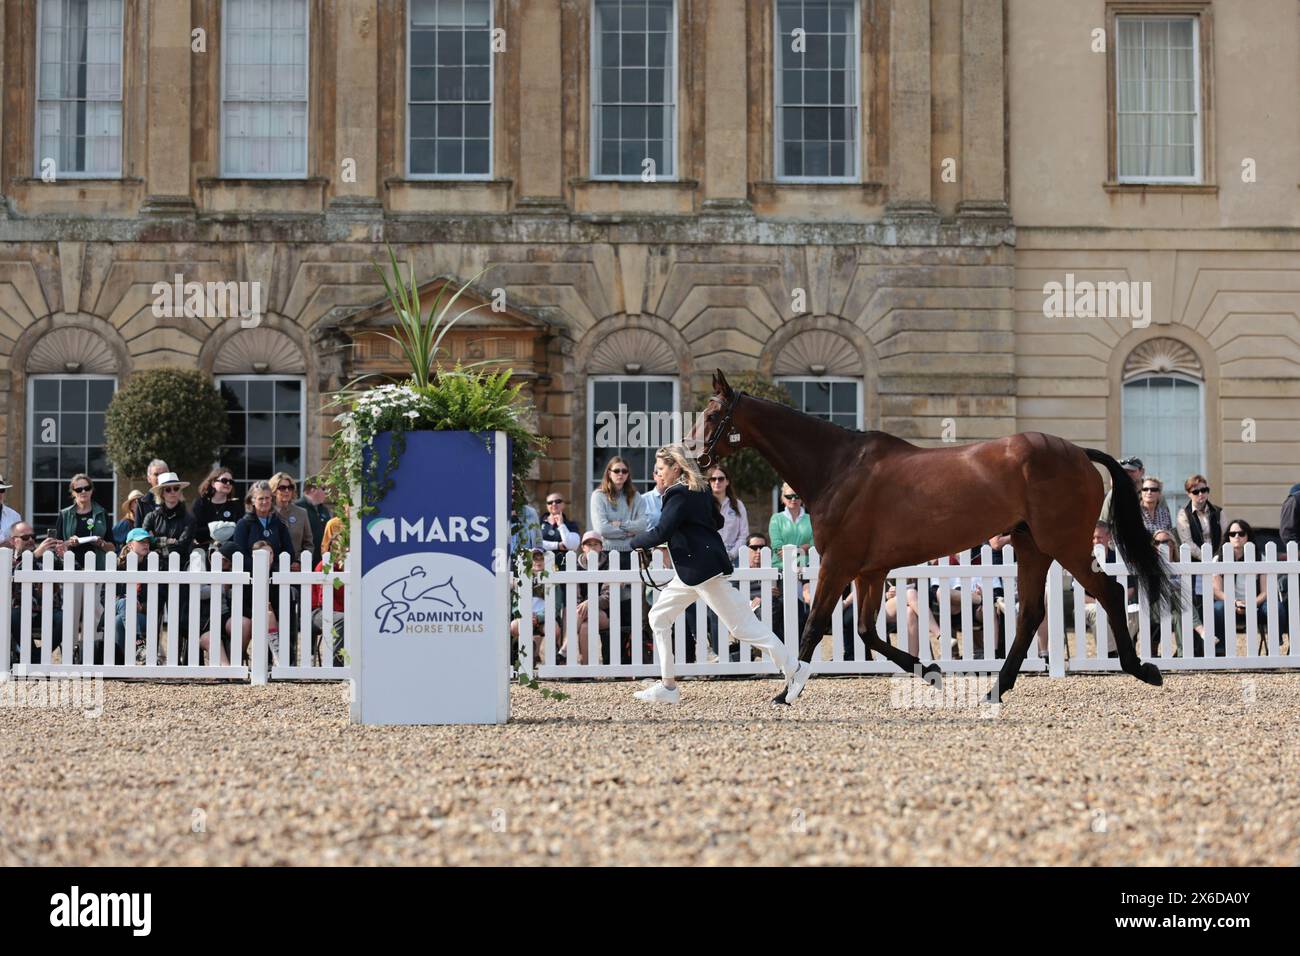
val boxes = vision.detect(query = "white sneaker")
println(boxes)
[782,661,812,705]
[633,681,681,705]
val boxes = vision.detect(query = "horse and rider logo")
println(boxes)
[374,566,467,634]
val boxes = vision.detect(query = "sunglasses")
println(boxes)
[162,485,182,493]
[1141,487,1160,493]
[72,486,93,493]
[547,499,564,505]
[215,477,233,485]
[748,541,766,549]
[709,476,727,483]
[1190,487,1209,495]
[277,484,295,492]
[783,494,800,501]
[13,533,36,542]
[1228,530,1247,539]
[609,468,629,475]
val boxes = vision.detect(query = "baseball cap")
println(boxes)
[126,528,153,543]
[581,531,603,546]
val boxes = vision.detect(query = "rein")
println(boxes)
[636,548,663,593]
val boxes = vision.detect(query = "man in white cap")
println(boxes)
[0,474,20,543]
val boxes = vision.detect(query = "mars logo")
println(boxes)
[375,566,487,635]
[368,515,490,546]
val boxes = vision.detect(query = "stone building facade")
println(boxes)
[0,0,1296,532]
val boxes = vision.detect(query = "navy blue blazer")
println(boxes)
[628,483,733,586]
[233,512,294,566]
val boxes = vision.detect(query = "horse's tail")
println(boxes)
[1085,448,1181,615]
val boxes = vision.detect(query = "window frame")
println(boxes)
[588,0,680,183]
[586,374,680,497]
[33,0,126,179]
[772,0,861,184]
[219,0,312,180]
[1120,371,1206,517]
[214,374,308,488]
[775,375,863,429]
[1113,14,1201,185]
[405,0,496,181]
[25,373,118,529]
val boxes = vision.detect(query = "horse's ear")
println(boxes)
[713,368,733,399]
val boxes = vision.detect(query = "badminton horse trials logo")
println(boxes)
[374,566,485,635]
[368,517,396,546]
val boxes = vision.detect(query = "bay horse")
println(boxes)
[692,369,1178,704]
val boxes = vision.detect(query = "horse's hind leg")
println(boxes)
[1063,556,1162,687]
[991,530,1051,702]
[854,571,942,686]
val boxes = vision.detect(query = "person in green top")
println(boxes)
[55,473,116,566]
[769,482,813,569]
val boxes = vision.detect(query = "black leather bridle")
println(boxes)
[696,391,741,471]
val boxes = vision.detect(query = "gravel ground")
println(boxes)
[1,671,1297,866]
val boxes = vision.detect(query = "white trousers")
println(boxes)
[647,572,796,683]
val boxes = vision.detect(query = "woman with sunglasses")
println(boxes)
[141,471,197,563]
[270,472,315,571]
[589,456,647,552]
[193,468,242,548]
[55,474,116,563]
[540,492,581,554]
[769,482,813,570]
[1175,474,1222,554]
[1138,475,1177,542]
[1203,520,1286,657]
[628,444,810,705]
[708,465,748,560]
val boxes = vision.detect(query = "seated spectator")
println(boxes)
[769,483,812,569]
[320,504,348,560]
[709,465,748,561]
[564,531,610,665]
[132,458,170,527]
[295,477,332,569]
[1176,474,1222,554]
[1203,520,1286,657]
[0,474,19,542]
[270,472,314,571]
[311,545,348,667]
[234,481,293,566]
[56,474,116,565]
[745,532,808,650]
[112,489,146,547]
[142,471,196,563]
[589,457,646,551]
[540,492,581,554]
[1139,475,1177,541]
[114,528,155,664]
[193,467,242,548]
[7,522,64,663]
[926,553,985,659]
[510,548,558,664]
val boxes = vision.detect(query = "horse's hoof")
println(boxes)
[1138,662,1163,687]
[921,662,943,690]
[771,689,789,706]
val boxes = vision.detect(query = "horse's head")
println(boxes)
[692,369,744,470]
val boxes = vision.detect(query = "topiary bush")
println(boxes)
[104,368,230,478]
[694,371,794,498]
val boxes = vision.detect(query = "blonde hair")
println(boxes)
[655,443,708,493]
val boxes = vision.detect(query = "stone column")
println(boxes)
[957,0,1008,222]
[884,0,938,221]
[701,0,748,212]
[330,0,382,219]
[141,0,196,215]
[516,0,564,207]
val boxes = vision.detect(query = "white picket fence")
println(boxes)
[0,548,356,682]
[518,543,1300,679]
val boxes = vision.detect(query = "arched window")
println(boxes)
[25,327,120,531]
[1121,338,1205,517]
[213,327,307,488]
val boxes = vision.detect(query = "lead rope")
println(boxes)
[637,548,662,593]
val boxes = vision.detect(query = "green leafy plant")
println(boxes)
[104,368,229,478]
[695,371,794,497]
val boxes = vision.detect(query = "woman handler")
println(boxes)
[628,443,811,705]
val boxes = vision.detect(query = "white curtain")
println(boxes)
[1122,376,1203,517]
[1117,17,1196,180]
